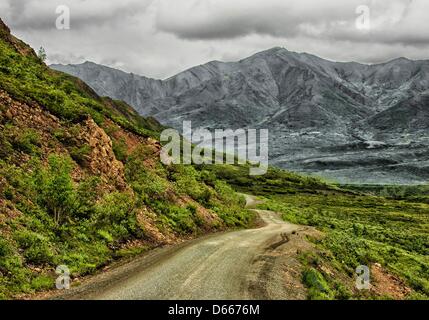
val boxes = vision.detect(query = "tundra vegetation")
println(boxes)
[0,19,427,300]
[205,164,429,299]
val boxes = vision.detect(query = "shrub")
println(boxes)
[31,275,53,291]
[14,230,54,265]
[171,165,210,202]
[97,230,114,244]
[72,176,100,219]
[94,192,135,224]
[112,138,128,162]
[302,268,334,300]
[93,192,141,240]
[32,154,74,225]
[200,170,216,187]
[0,238,13,266]
[15,129,41,155]
[159,205,197,234]
[137,171,169,200]
[125,146,169,201]
[0,131,13,158]
[70,144,91,165]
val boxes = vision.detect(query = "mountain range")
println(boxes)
[51,48,429,184]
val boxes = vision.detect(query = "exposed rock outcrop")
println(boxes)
[77,118,127,189]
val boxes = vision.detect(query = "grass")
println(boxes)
[258,192,429,299]
[302,267,335,300]
[197,163,335,195]
[341,184,429,204]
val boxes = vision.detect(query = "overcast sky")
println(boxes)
[1,0,428,79]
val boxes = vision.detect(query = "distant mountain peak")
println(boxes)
[391,57,411,62]
[51,47,429,184]
[253,46,289,56]
[266,46,288,52]
[82,60,97,65]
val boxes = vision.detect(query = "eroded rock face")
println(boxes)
[0,89,127,189]
[1,90,61,131]
[0,89,66,167]
[77,118,127,189]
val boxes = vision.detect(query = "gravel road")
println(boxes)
[55,195,310,300]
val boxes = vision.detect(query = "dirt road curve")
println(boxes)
[57,195,311,300]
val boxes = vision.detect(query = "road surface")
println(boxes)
[56,195,311,300]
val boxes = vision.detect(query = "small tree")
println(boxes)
[37,46,47,62]
[33,155,74,225]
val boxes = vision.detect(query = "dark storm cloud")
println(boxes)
[155,0,428,47]
[0,0,428,79]
[2,0,152,31]
[155,0,344,40]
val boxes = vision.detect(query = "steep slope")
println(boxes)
[1,17,337,299]
[368,92,429,131]
[52,48,429,184]
[0,18,258,299]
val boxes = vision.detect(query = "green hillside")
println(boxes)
[0,18,428,300]
[0,18,256,298]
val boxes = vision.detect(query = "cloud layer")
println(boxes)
[1,0,428,78]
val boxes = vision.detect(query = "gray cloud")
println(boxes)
[0,0,428,79]
[2,0,152,30]
[156,0,427,46]
[155,0,349,40]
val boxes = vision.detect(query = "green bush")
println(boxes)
[58,241,111,276]
[170,165,207,201]
[158,205,197,234]
[0,237,12,258]
[31,275,54,291]
[0,131,13,158]
[112,138,128,161]
[15,129,40,154]
[72,176,100,219]
[142,171,169,199]
[302,268,334,300]
[125,146,169,201]
[97,230,114,244]
[32,154,74,225]
[70,144,91,165]
[14,230,54,265]
[93,192,141,240]
[200,170,216,187]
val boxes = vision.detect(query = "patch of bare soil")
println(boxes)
[370,263,412,299]
[247,225,323,300]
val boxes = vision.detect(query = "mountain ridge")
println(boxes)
[51,47,429,184]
